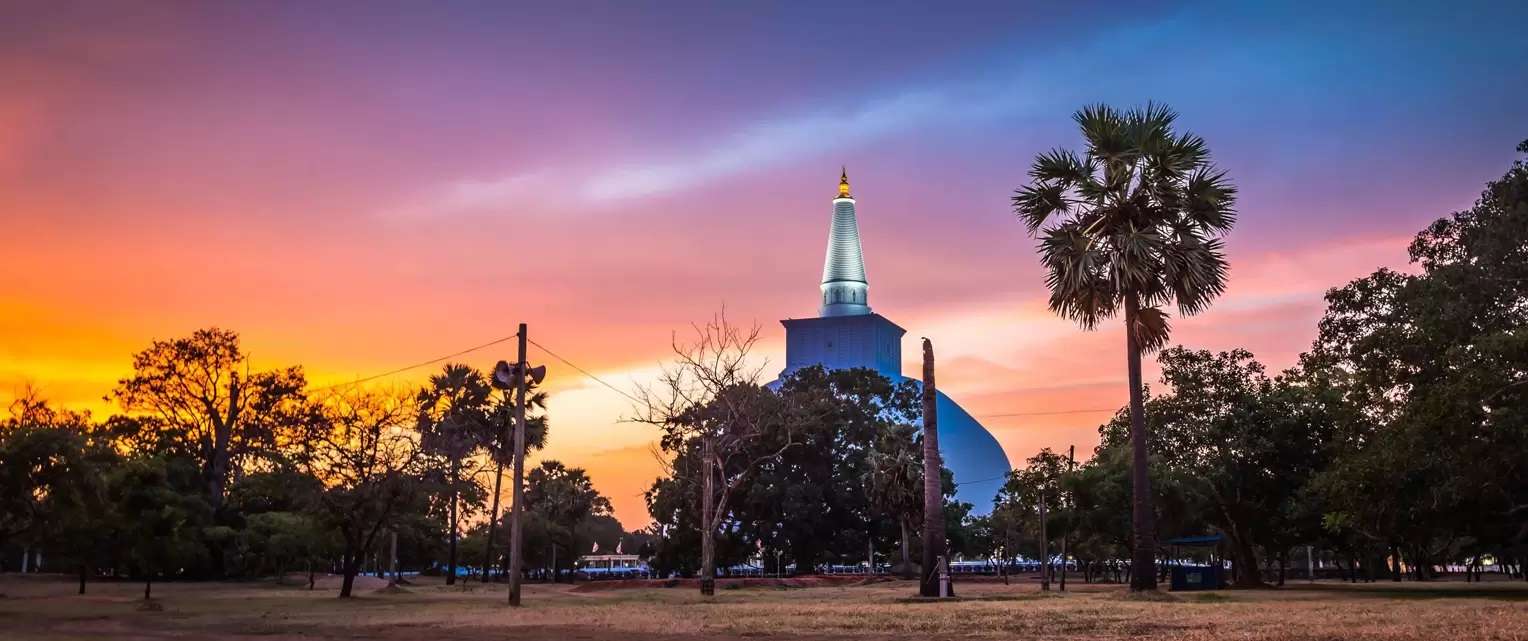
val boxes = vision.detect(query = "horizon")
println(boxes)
[4,0,1527,528]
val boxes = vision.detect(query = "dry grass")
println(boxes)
[1,573,1525,640]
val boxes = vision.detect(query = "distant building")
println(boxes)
[574,554,649,580]
[777,169,1012,511]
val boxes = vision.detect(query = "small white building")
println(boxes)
[574,554,649,579]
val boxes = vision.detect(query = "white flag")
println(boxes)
[592,541,600,554]
[615,539,623,554]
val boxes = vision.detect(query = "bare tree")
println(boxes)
[305,388,425,598]
[635,311,798,596]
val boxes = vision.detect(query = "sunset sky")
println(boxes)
[3,1,1526,527]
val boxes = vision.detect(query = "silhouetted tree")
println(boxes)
[112,328,314,514]
[415,364,493,585]
[308,389,427,598]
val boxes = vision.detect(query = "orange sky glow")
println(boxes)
[4,2,1522,527]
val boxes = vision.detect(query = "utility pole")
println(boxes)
[508,324,530,606]
[1060,445,1074,592]
[1040,487,1049,591]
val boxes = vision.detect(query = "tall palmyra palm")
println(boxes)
[416,363,494,586]
[1012,103,1236,591]
[478,382,550,582]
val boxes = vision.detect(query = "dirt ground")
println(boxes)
[1,573,1524,641]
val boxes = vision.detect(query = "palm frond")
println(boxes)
[1168,132,1209,172]
[1128,101,1178,142]
[1030,148,1088,184]
[1075,104,1131,165]
[1182,167,1238,232]
[1039,225,1119,329]
[1012,184,1070,234]
[1075,175,1113,212]
[1161,236,1230,316]
[1131,305,1173,354]
[1107,227,1165,294]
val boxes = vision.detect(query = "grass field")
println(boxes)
[2,573,1525,640]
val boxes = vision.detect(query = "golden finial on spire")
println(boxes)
[837,166,851,198]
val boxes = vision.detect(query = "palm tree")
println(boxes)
[479,383,548,582]
[416,363,494,585]
[524,460,612,581]
[1011,103,1236,590]
[869,423,922,578]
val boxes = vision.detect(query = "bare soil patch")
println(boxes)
[2,573,1525,641]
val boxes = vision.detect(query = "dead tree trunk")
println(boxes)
[918,338,948,598]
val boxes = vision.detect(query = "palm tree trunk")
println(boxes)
[1124,294,1157,591]
[919,338,948,597]
[481,453,506,583]
[446,463,459,586]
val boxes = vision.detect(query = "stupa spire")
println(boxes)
[820,167,869,317]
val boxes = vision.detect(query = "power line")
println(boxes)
[301,329,640,406]
[309,333,521,393]
[525,337,642,405]
[956,473,1010,487]
[304,330,1109,421]
[979,408,1118,418]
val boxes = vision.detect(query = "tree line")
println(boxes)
[634,134,1527,590]
[1,333,628,598]
[1004,135,1527,585]
[4,115,1522,597]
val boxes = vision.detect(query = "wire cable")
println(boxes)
[309,333,521,393]
[305,332,1114,425]
[955,473,1010,487]
[525,337,642,404]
